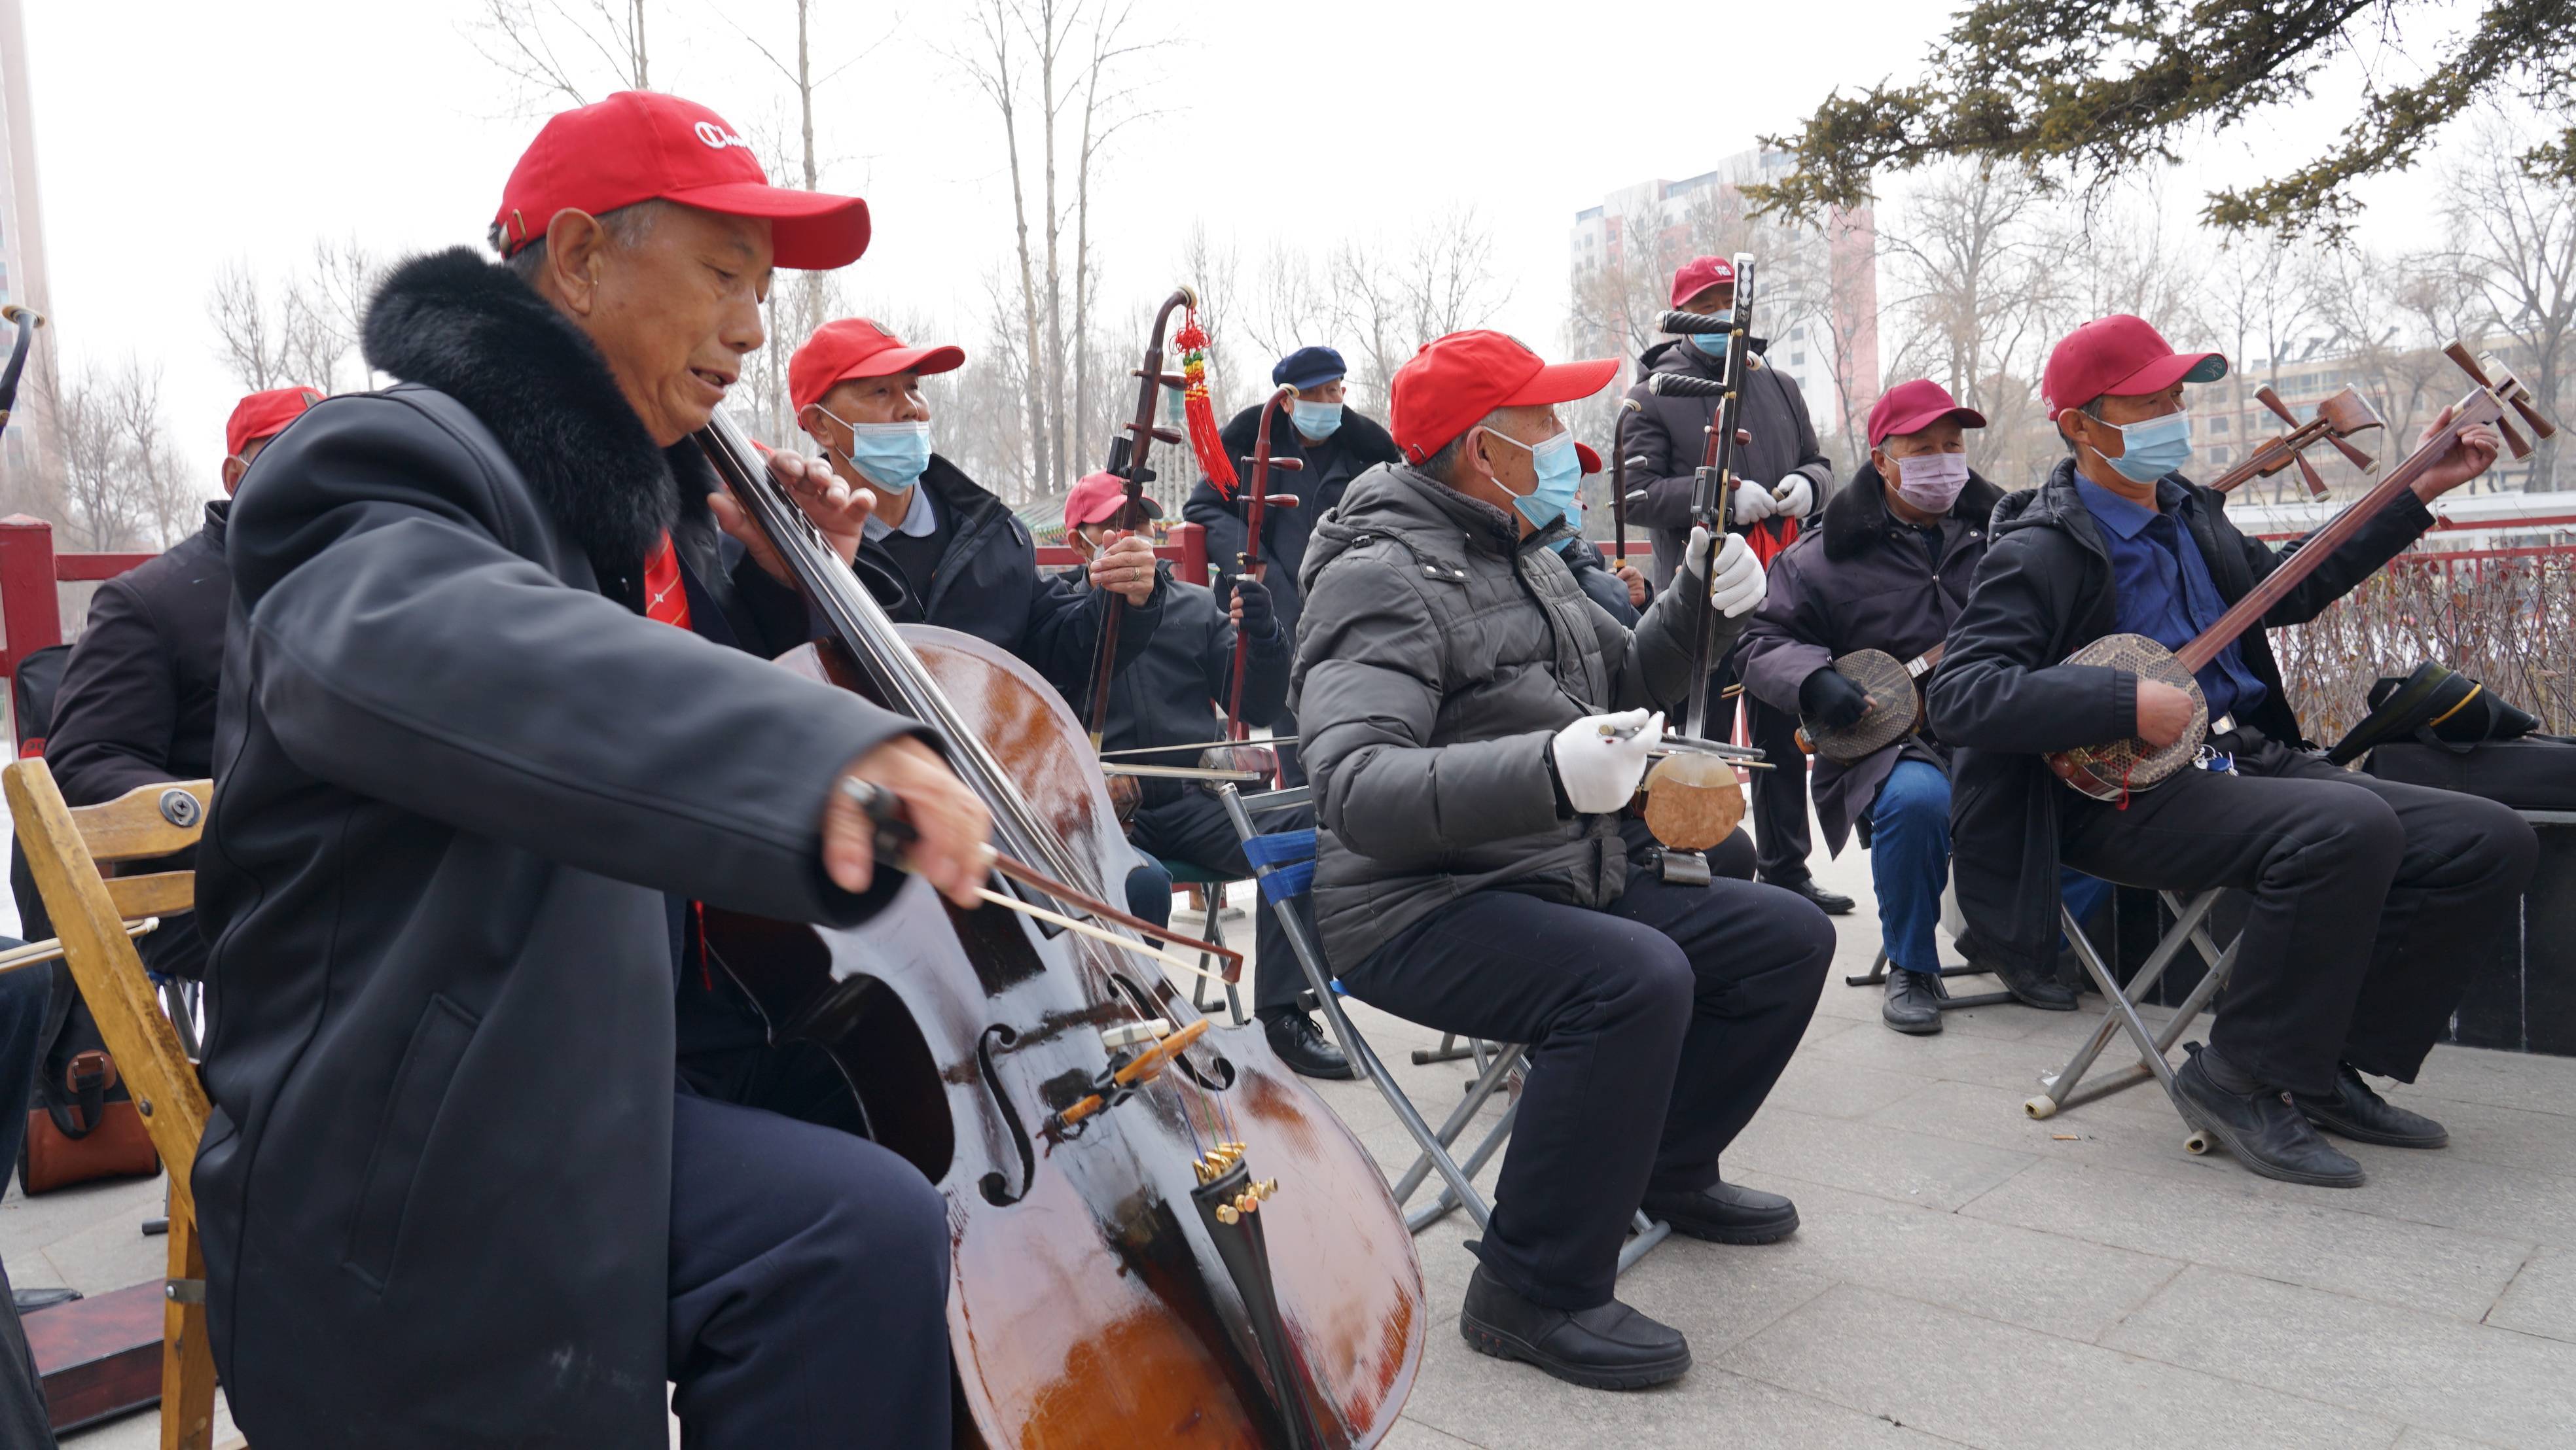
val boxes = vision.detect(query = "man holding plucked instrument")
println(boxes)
[1931,314,2535,1188]
[1620,255,1849,917]
[195,92,992,1446]
[1296,329,1833,1391]
[1738,380,2109,1033]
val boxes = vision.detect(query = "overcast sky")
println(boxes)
[18,0,2487,497]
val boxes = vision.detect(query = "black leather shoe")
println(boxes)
[1640,1177,1800,1245]
[1261,1009,1353,1080]
[2297,1063,2448,1149]
[1770,877,1855,915]
[2175,1044,2363,1188]
[1458,1264,1690,1390]
[1988,953,2079,1011]
[1883,967,1944,1035]
[13,1286,80,1314]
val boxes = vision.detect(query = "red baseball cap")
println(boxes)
[1867,380,1987,448]
[1064,470,1162,529]
[1670,256,1737,308]
[226,386,323,460]
[492,92,870,271]
[2043,315,2228,415]
[789,319,965,413]
[1389,331,1619,464]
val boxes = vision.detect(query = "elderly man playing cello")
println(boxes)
[1295,330,1833,1391]
[195,92,992,1447]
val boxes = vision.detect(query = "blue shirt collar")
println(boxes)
[2073,476,2188,541]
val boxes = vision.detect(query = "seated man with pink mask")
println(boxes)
[1738,381,2108,1034]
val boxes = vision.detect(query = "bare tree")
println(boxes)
[951,0,1166,497]
[2442,114,2576,491]
[206,246,384,398]
[45,360,199,552]
[468,0,649,108]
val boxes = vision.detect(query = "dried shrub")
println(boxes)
[2272,544,2576,742]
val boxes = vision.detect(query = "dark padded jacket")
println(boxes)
[862,455,1163,699]
[1292,463,1718,968]
[1182,397,1402,660]
[1738,463,2005,854]
[194,249,915,1447]
[1075,567,1289,808]
[1617,338,1834,588]
[1927,456,2435,975]
[45,499,232,978]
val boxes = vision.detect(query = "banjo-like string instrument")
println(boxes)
[2048,344,2556,805]
[1801,643,1944,762]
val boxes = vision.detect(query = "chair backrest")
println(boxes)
[2,760,211,1214]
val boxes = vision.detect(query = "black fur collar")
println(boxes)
[1821,460,2007,562]
[362,247,679,573]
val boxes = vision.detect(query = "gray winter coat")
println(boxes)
[1291,463,1728,968]
[1738,461,2006,854]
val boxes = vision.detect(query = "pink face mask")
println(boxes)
[1891,451,1970,512]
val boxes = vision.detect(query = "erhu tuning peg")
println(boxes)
[2294,451,2329,501]
[1264,494,1301,510]
[2443,342,2496,390]
[1132,368,1188,388]
[2496,414,2535,461]
[1149,426,1185,446]
[2327,432,2376,470]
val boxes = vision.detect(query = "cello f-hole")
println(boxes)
[974,1024,1037,1206]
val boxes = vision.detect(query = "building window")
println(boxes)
[2209,415,2230,434]
[2211,446,2233,465]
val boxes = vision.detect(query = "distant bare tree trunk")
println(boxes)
[2443,113,2575,491]
[45,360,198,550]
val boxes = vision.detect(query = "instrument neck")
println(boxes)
[2173,387,2495,675]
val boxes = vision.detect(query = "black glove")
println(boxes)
[1232,575,1277,639]
[1800,664,1874,730]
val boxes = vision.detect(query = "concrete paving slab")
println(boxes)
[2486,1247,2576,1344]
[1723,1105,2040,1212]
[1961,1159,2533,1322]
[2392,1430,2517,1450]
[2106,1264,2576,1449]
[1721,1281,2399,1450]
[1761,1053,1940,1122]
[1383,1417,1485,1448]
[60,1394,236,1449]
[1750,1176,2186,1341]
[2407,1044,2576,1120]
[36,1202,170,1298]
[2417,1097,2576,1179]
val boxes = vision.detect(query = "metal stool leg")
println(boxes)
[2028,891,2236,1120]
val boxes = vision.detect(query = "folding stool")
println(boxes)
[1210,783,1670,1273]
[1844,947,2013,1012]
[2025,887,2242,1156]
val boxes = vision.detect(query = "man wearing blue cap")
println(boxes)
[1184,345,1402,785]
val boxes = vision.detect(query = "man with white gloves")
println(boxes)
[1619,255,1848,916]
[1292,330,1834,1393]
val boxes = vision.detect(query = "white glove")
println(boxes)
[1730,477,1780,523]
[1687,525,1767,617]
[1550,708,1663,815]
[1772,474,1814,519]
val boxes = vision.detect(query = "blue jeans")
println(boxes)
[1865,762,2109,974]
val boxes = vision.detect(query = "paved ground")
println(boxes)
[14,831,2573,1447]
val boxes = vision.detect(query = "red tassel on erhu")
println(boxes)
[1175,313,1239,499]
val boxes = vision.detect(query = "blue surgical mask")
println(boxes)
[2102,410,2193,484]
[1686,309,1736,357]
[1553,495,1586,554]
[821,407,931,492]
[1289,398,1343,440]
[1485,426,1583,530]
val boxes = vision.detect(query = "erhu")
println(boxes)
[1084,288,1202,751]
[2048,344,2556,805]
[1632,258,1772,872]
[1206,383,1305,779]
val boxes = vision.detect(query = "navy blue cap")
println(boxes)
[1272,345,1346,391]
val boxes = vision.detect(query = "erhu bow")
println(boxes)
[1634,256,1765,864]
[2210,383,2384,498]
[2048,343,2557,805]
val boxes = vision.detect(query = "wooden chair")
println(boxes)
[3,760,233,1450]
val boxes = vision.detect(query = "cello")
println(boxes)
[691,410,1426,1448]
